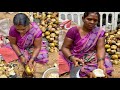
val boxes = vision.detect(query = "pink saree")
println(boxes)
[59,26,113,77]
[4,22,48,64]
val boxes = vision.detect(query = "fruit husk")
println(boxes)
[108,40,116,45]
[105,33,109,36]
[116,43,120,48]
[116,52,120,55]
[49,43,55,47]
[117,40,120,43]
[111,54,118,60]
[45,31,50,36]
[112,60,119,65]
[115,34,120,39]
[111,45,117,50]
[106,48,111,54]
[49,38,55,42]
[117,48,120,52]
[118,54,120,59]
[25,65,33,76]
[109,50,116,55]
[50,33,56,38]
[117,31,120,35]
[105,44,110,49]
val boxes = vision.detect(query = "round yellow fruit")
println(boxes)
[117,40,120,43]
[46,35,50,40]
[41,27,46,32]
[55,36,58,40]
[108,40,116,45]
[118,54,120,59]
[49,38,54,42]
[0,75,7,78]
[47,12,53,14]
[44,24,48,28]
[111,45,117,50]
[50,48,54,52]
[50,33,56,38]
[111,55,118,60]
[116,43,120,48]
[39,25,43,29]
[112,60,119,65]
[49,43,55,47]
[109,35,114,38]
[42,33,45,37]
[53,40,58,43]
[107,48,111,53]
[116,52,120,55]
[109,50,116,55]
[48,25,52,30]
[55,30,59,35]
[105,33,109,36]
[41,20,45,25]
[45,31,50,36]
[47,15,51,18]
[25,65,33,75]
[117,31,120,35]
[105,44,110,49]
[54,43,58,46]
[49,28,55,33]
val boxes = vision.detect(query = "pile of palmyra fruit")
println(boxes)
[33,12,59,52]
[105,29,120,65]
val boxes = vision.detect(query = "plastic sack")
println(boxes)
[0,18,10,36]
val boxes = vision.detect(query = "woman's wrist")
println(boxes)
[30,57,36,61]
[68,55,75,61]
[29,58,34,64]
[18,53,24,58]
[97,58,104,62]
[98,60,104,68]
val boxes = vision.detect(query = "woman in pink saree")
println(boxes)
[59,12,113,78]
[5,13,48,77]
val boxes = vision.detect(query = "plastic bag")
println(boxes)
[0,18,10,36]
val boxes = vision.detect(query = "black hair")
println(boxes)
[83,12,100,19]
[13,13,30,26]
[83,12,100,26]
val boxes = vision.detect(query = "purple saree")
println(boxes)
[4,22,48,64]
[60,26,113,77]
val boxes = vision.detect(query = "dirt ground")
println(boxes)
[111,65,120,78]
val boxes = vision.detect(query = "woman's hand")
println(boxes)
[28,59,34,70]
[98,64,108,78]
[71,56,84,67]
[89,72,96,78]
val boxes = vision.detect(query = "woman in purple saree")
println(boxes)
[5,13,48,77]
[59,12,113,78]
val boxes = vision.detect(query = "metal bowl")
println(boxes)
[42,67,59,78]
